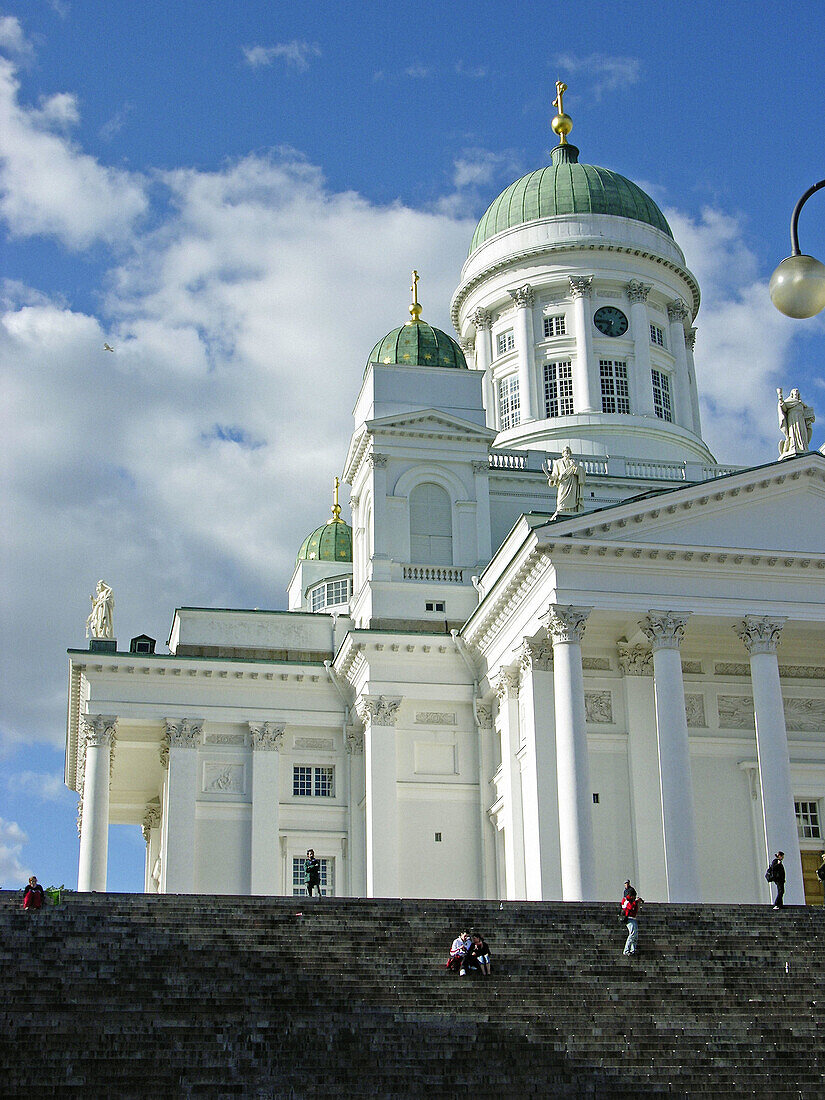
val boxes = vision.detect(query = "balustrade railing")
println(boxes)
[402,565,465,583]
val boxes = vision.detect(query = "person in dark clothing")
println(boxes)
[22,876,44,910]
[622,880,633,899]
[304,850,322,897]
[769,851,786,909]
[466,933,492,976]
[816,853,825,907]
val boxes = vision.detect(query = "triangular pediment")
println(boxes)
[366,409,497,441]
[538,453,825,555]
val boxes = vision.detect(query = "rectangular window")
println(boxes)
[651,369,673,422]
[425,600,446,613]
[293,766,335,798]
[543,360,574,418]
[496,330,515,356]
[650,323,665,347]
[795,800,822,839]
[310,578,350,613]
[498,376,520,430]
[599,360,630,414]
[292,857,334,896]
[543,315,566,338]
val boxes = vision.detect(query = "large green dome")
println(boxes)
[470,144,673,255]
[367,320,467,370]
[296,518,352,564]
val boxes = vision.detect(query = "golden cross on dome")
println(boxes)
[551,80,573,145]
[329,475,342,523]
[408,269,423,324]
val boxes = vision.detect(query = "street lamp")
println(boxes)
[770,179,825,318]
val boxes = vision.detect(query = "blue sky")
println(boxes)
[2,1,825,892]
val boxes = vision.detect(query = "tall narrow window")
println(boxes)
[600,360,630,414]
[544,360,574,418]
[651,369,673,422]
[650,323,665,347]
[543,315,566,338]
[496,330,515,356]
[795,800,822,839]
[293,857,334,896]
[410,482,452,565]
[498,376,520,429]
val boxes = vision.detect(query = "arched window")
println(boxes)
[409,482,452,565]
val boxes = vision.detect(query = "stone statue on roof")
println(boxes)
[86,580,114,639]
[543,447,585,518]
[777,388,815,459]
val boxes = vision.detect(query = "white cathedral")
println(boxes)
[66,90,825,907]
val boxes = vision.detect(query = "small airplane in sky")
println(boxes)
[103,343,115,352]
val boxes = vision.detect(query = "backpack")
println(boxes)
[765,865,775,882]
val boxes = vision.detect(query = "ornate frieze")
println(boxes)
[81,714,117,748]
[736,615,786,656]
[142,804,161,843]
[783,697,825,733]
[639,611,690,651]
[568,275,593,300]
[715,662,749,677]
[249,721,286,751]
[779,665,825,680]
[415,712,456,725]
[203,762,245,794]
[617,643,652,676]
[718,696,755,729]
[294,736,335,750]
[584,691,613,724]
[517,640,554,675]
[543,604,591,645]
[667,298,690,324]
[626,280,652,304]
[582,656,611,671]
[356,695,402,727]
[508,284,534,309]
[206,732,247,745]
[468,307,491,330]
[684,694,707,728]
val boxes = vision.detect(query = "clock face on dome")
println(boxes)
[593,306,628,337]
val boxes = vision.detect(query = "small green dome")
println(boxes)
[470,144,673,255]
[367,320,467,370]
[296,519,353,564]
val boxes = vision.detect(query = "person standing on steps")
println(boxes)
[768,851,786,909]
[816,852,825,906]
[621,886,643,956]
[622,880,633,900]
[304,849,322,897]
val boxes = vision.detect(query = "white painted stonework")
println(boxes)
[66,158,825,906]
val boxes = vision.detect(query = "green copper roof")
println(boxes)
[367,320,467,370]
[296,519,353,564]
[470,144,673,255]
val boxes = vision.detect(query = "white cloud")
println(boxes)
[8,772,68,801]
[0,15,33,58]
[0,57,147,248]
[0,819,30,885]
[435,148,521,218]
[554,53,641,100]
[243,42,321,71]
[404,64,431,79]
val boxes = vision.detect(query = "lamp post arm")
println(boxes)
[790,179,825,255]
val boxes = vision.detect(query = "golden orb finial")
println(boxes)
[551,80,573,144]
[407,269,423,325]
[328,476,342,523]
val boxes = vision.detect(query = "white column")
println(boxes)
[517,641,562,900]
[493,669,527,898]
[737,616,805,905]
[77,715,116,892]
[474,703,498,899]
[469,308,493,422]
[508,285,536,422]
[543,605,597,901]
[162,718,201,894]
[640,611,701,901]
[569,276,597,412]
[626,281,655,416]
[142,803,161,893]
[472,460,493,562]
[618,643,667,899]
[367,453,390,579]
[249,722,285,895]
[686,327,703,436]
[667,300,694,429]
[346,725,366,897]
[357,695,401,897]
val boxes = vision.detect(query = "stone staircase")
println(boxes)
[1,891,824,1097]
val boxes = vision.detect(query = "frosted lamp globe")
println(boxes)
[769,254,825,318]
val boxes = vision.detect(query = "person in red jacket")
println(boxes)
[22,876,44,910]
[621,886,643,956]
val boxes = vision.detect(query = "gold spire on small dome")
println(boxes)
[407,269,423,325]
[551,80,573,145]
[328,476,343,524]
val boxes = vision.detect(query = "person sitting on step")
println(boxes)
[446,930,471,973]
[22,876,45,910]
[465,932,491,976]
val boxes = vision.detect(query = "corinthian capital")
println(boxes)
[517,639,554,674]
[493,669,520,701]
[81,714,117,748]
[687,327,697,351]
[736,615,786,656]
[345,727,364,754]
[164,717,203,749]
[542,604,592,645]
[667,298,690,325]
[468,307,491,330]
[626,280,652,304]
[142,804,161,843]
[355,695,401,727]
[568,275,593,300]
[249,721,286,750]
[639,610,690,651]
[617,642,652,676]
[508,284,534,309]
